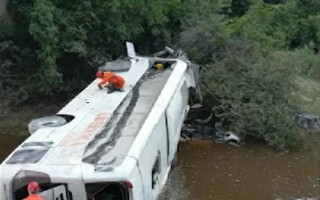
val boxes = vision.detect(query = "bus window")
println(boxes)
[151,152,161,189]
[85,183,129,200]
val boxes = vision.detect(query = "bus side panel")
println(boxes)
[166,79,188,164]
[68,182,87,200]
[129,165,144,200]
[137,115,169,200]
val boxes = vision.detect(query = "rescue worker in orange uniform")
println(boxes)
[22,181,44,200]
[96,71,125,94]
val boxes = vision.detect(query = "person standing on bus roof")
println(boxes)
[96,71,125,94]
[22,181,44,200]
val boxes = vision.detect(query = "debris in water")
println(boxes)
[294,113,320,131]
[195,113,213,124]
[181,123,241,146]
[190,103,203,109]
[214,131,240,146]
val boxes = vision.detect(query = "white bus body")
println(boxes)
[0,43,200,200]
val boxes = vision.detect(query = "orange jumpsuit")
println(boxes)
[22,194,44,200]
[98,72,125,89]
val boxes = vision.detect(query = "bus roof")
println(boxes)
[3,57,151,166]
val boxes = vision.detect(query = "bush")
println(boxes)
[201,39,305,150]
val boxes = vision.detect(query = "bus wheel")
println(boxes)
[28,115,67,134]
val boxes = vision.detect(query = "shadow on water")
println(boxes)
[161,139,320,200]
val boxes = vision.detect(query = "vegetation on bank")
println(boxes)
[0,0,319,150]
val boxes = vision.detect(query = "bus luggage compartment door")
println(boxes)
[40,185,68,200]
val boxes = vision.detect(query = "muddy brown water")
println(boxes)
[161,140,320,200]
[0,134,27,162]
[1,135,319,200]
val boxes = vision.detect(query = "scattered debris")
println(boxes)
[179,134,190,142]
[214,131,240,147]
[181,123,241,146]
[195,112,213,124]
[190,103,203,109]
[294,113,320,131]
[181,106,242,146]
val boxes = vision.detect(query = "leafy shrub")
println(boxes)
[201,39,305,150]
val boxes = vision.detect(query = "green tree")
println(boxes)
[230,0,251,17]
[178,0,229,64]
[228,0,320,50]
[1,0,182,104]
[29,0,62,94]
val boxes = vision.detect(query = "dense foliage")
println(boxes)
[0,0,319,150]
[1,0,182,103]
[229,0,320,50]
[201,40,307,150]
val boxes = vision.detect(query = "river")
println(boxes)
[0,134,27,162]
[1,135,319,200]
[160,139,320,200]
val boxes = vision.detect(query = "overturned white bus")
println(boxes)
[0,42,201,200]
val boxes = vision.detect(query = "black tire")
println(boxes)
[28,115,67,134]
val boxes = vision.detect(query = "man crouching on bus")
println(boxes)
[23,181,44,200]
[96,71,125,94]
